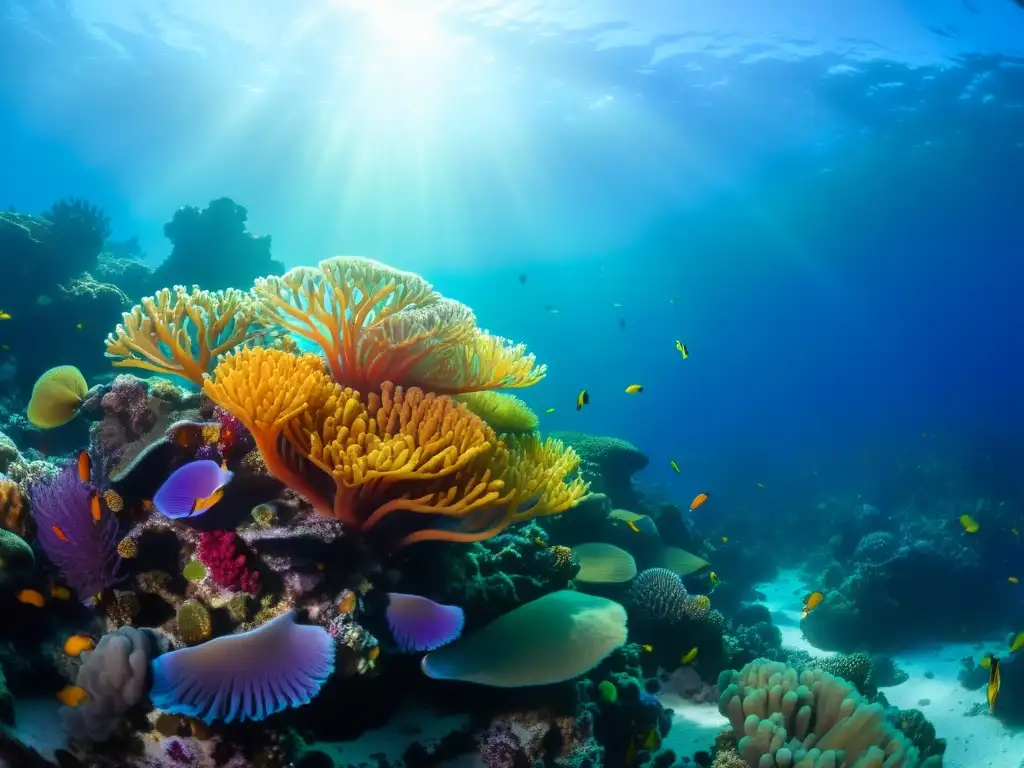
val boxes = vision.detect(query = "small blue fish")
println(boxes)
[153,460,232,519]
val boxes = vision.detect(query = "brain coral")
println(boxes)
[629,567,711,624]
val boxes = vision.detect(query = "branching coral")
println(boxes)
[104,286,261,386]
[205,346,585,547]
[717,659,937,767]
[253,256,545,393]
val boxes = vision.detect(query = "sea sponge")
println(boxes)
[572,542,638,584]
[105,286,261,386]
[421,591,628,687]
[60,626,158,742]
[205,347,586,547]
[454,391,539,434]
[254,256,545,393]
[717,658,936,767]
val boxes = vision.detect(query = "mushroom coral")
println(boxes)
[104,286,261,385]
[204,346,585,547]
[254,256,545,393]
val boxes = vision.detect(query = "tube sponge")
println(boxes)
[61,627,158,742]
[149,611,335,724]
[421,591,627,687]
[717,658,932,767]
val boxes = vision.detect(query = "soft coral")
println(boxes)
[197,530,260,594]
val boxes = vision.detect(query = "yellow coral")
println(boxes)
[103,489,124,514]
[254,257,545,393]
[0,477,25,536]
[454,391,539,434]
[176,600,212,644]
[204,348,585,547]
[117,536,138,559]
[105,286,261,386]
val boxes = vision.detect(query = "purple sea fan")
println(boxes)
[31,465,121,599]
[386,593,465,652]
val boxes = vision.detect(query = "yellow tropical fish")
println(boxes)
[627,520,641,534]
[545,408,555,414]
[57,685,89,707]
[960,514,979,533]
[675,340,689,359]
[576,390,589,411]
[63,635,95,657]
[801,591,825,619]
[50,586,71,600]
[988,656,1001,713]
[642,728,661,751]
[680,647,699,664]
[625,384,643,394]
[1010,577,1019,585]
[76,322,84,330]
[709,572,720,590]
[980,655,993,670]
[669,460,680,473]
[721,536,728,544]
[534,537,548,548]
[0,310,10,320]
[1010,631,1024,654]
[16,589,45,607]
[642,644,653,653]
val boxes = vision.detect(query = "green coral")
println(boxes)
[0,528,34,588]
[718,658,941,767]
[597,680,618,703]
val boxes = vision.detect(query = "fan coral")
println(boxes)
[454,391,539,434]
[104,286,261,385]
[204,346,585,547]
[197,531,260,594]
[717,658,937,767]
[253,256,545,393]
[60,626,158,742]
[30,466,121,599]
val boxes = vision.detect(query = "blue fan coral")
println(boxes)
[149,611,335,724]
[30,465,121,599]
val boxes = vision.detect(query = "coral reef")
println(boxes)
[549,431,648,509]
[717,659,940,767]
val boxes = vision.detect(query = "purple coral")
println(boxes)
[479,722,525,768]
[30,465,121,599]
[100,375,154,435]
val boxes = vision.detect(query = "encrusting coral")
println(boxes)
[254,256,545,393]
[717,658,941,767]
[204,346,586,547]
[104,285,261,385]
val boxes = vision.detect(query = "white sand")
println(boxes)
[659,692,727,758]
[759,570,1024,768]
[3,697,66,759]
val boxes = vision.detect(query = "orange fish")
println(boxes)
[801,591,825,619]
[50,586,72,600]
[689,493,709,511]
[77,450,91,484]
[16,589,45,607]
[142,499,154,512]
[90,493,102,522]
[52,525,70,543]
[190,487,225,516]
[57,685,89,707]
[63,635,96,657]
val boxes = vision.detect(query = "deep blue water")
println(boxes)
[1,1,1023,515]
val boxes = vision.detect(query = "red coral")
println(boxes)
[197,531,260,594]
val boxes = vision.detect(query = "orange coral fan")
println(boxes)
[105,286,261,386]
[205,347,585,547]
[254,257,545,394]
[0,476,26,536]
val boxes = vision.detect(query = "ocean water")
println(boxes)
[1,2,1024,767]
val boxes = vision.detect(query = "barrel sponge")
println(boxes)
[716,659,932,767]
[421,591,628,687]
[60,627,158,742]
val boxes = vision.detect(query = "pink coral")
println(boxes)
[100,375,154,434]
[197,531,260,594]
